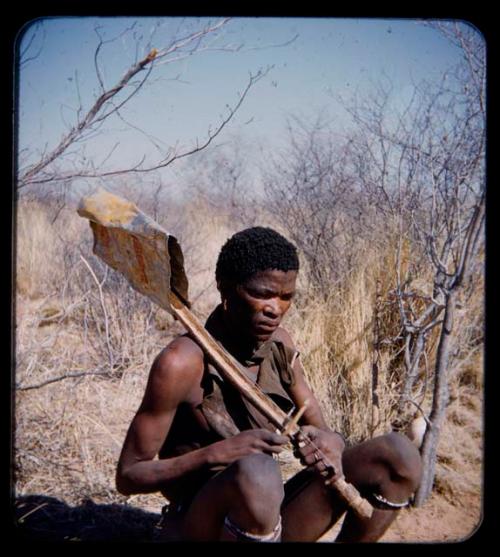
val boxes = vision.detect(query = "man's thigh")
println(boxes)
[179,467,235,541]
[280,439,382,542]
[281,469,346,542]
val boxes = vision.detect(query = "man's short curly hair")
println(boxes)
[215,226,299,288]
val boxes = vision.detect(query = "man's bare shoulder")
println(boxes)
[152,335,205,384]
[137,335,205,413]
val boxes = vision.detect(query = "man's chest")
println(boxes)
[184,363,260,435]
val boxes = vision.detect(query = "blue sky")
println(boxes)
[17,17,478,188]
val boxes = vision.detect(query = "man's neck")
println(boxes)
[210,304,262,364]
[223,316,262,363]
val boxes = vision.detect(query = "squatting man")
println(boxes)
[116,227,422,542]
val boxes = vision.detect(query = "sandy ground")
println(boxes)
[383,495,481,543]
[320,492,482,543]
[13,487,482,544]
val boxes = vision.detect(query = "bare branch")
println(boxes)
[18,18,236,188]
[20,21,46,68]
[401,398,432,428]
[21,69,268,186]
[452,188,485,288]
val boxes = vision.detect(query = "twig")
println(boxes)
[79,255,115,371]
[17,502,48,523]
[16,370,109,391]
[401,397,432,429]
[282,400,309,436]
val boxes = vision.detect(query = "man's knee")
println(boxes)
[229,454,284,519]
[219,454,284,536]
[344,432,422,501]
[231,453,284,499]
[382,432,423,491]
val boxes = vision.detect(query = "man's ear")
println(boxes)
[218,279,237,304]
[217,279,227,304]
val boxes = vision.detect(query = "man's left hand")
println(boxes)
[293,425,345,483]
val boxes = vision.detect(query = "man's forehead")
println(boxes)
[243,269,297,287]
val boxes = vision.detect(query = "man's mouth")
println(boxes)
[254,322,279,334]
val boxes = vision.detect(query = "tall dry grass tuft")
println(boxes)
[286,243,388,443]
[16,200,87,298]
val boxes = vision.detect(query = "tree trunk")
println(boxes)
[397,331,426,416]
[413,291,455,506]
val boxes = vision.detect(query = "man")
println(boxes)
[116,227,422,542]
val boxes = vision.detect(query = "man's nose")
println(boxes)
[263,298,281,318]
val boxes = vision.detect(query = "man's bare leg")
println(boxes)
[281,471,346,542]
[281,432,422,542]
[181,453,284,541]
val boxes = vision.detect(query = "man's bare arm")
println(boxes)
[116,336,211,495]
[273,327,345,479]
[273,327,327,428]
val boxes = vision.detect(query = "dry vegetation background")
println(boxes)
[13,177,483,542]
[14,19,485,544]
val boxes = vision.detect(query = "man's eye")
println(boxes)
[245,287,270,298]
[251,290,269,299]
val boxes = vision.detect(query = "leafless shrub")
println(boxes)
[18,18,272,191]
[261,22,484,506]
[345,23,485,505]
[263,113,363,293]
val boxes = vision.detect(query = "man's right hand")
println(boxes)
[206,429,288,466]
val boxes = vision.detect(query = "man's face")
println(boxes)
[224,269,297,343]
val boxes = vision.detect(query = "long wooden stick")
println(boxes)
[168,292,373,519]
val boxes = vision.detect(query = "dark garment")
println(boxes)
[200,304,298,436]
[159,304,299,510]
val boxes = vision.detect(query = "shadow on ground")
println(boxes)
[13,494,164,542]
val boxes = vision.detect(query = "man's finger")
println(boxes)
[293,440,316,457]
[303,451,322,466]
[266,444,286,454]
[300,425,318,440]
[255,430,288,445]
[293,432,311,449]
[267,433,289,445]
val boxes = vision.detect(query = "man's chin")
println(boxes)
[242,326,276,346]
[254,331,274,343]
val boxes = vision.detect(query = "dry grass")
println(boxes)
[13,194,484,542]
[284,231,439,443]
[285,265,376,441]
[13,194,245,540]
